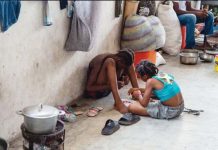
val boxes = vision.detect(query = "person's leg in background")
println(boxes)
[178,14,197,49]
[196,11,214,49]
[197,11,214,35]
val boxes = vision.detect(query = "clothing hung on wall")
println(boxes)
[0,0,21,32]
[65,2,92,52]
[43,0,52,26]
[115,1,122,17]
[65,1,102,51]
[60,0,68,10]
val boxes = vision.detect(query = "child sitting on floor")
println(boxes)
[128,60,184,119]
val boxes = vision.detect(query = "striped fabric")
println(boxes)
[121,15,156,51]
[147,16,166,49]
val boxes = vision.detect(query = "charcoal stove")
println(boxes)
[21,120,65,150]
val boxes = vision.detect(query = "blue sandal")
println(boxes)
[118,113,140,126]
[101,119,120,135]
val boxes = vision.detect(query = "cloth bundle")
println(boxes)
[147,16,166,50]
[121,15,165,51]
[157,2,182,55]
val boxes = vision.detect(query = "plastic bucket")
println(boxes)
[181,26,186,49]
[134,50,156,66]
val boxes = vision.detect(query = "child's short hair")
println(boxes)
[136,60,159,77]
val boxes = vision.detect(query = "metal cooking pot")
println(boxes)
[17,104,64,134]
[199,52,214,62]
[180,52,198,65]
[182,49,199,54]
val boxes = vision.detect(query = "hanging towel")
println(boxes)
[115,1,122,17]
[0,0,21,32]
[43,0,52,26]
[60,0,68,10]
[65,3,92,52]
[67,1,74,18]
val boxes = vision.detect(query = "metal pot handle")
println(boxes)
[58,110,65,116]
[38,103,43,112]
[16,110,24,116]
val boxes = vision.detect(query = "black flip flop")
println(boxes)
[101,119,120,135]
[118,113,140,126]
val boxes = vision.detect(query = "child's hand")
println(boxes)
[132,90,142,100]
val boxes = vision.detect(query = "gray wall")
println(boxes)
[0,1,122,140]
[201,1,218,6]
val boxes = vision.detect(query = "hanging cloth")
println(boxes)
[67,1,74,18]
[60,0,68,10]
[65,2,92,52]
[0,0,21,32]
[115,1,122,17]
[43,0,52,26]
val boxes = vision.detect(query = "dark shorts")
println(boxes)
[84,90,111,99]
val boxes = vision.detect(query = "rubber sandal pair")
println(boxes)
[101,119,120,135]
[62,113,77,122]
[87,106,103,117]
[57,105,77,122]
[101,113,140,136]
[118,113,140,126]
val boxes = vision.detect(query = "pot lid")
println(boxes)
[22,104,59,118]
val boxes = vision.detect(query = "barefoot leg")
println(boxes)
[106,61,128,113]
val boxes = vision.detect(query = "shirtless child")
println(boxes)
[84,48,139,113]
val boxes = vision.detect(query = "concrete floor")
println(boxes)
[10,55,218,150]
